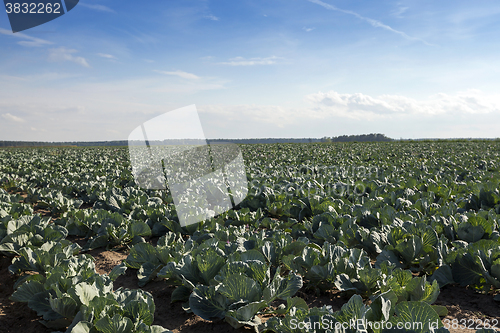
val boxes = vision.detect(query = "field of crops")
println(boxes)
[1,141,500,333]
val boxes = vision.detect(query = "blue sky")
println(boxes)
[1,0,500,141]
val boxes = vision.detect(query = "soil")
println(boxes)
[1,245,500,332]
[435,285,500,332]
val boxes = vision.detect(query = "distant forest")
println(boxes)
[0,133,393,147]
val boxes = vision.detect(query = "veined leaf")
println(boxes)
[189,285,228,321]
[10,280,44,302]
[95,314,133,333]
[218,274,262,303]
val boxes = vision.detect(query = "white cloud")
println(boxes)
[391,5,409,18]
[306,89,500,120]
[154,70,200,80]
[79,3,115,13]
[205,14,219,21]
[195,91,500,139]
[306,0,433,45]
[219,56,282,66]
[303,27,316,32]
[48,47,90,68]
[0,28,53,47]
[1,113,25,123]
[97,53,117,59]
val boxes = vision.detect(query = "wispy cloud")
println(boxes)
[391,4,409,18]
[306,0,433,45]
[97,53,117,60]
[154,70,200,80]
[0,28,53,47]
[48,47,90,68]
[1,113,25,123]
[303,27,316,32]
[119,29,159,44]
[79,3,115,13]
[219,56,282,66]
[205,14,219,21]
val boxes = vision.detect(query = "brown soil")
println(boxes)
[435,285,500,333]
[295,287,354,311]
[87,248,128,274]
[34,208,54,219]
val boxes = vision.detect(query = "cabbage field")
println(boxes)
[1,141,500,333]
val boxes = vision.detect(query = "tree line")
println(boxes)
[0,134,393,147]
